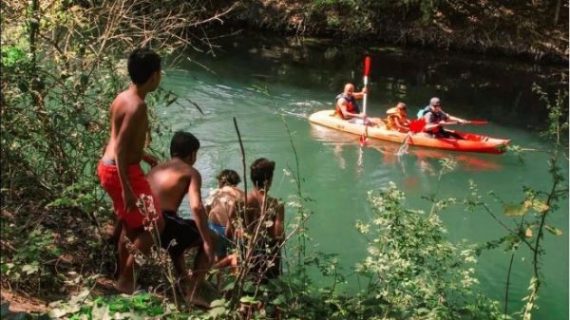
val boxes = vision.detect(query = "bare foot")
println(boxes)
[186,293,211,309]
[185,281,219,309]
[114,277,135,294]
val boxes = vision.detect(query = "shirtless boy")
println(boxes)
[97,48,163,294]
[244,158,284,281]
[146,131,216,306]
[206,170,244,254]
[205,170,244,273]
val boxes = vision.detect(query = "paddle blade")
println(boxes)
[468,120,488,125]
[364,56,371,76]
[359,134,367,146]
[409,119,426,133]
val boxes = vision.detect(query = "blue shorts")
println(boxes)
[208,222,230,258]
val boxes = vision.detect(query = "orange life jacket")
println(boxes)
[385,107,406,130]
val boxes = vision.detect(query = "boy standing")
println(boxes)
[97,48,163,294]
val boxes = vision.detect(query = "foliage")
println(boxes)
[463,87,568,319]
[47,291,185,319]
[239,0,567,62]
[1,1,567,318]
[0,0,237,300]
[354,182,504,319]
[0,223,60,292]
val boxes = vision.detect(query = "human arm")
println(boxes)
[422,112,440,132]
[142,128,159,167]
[188,170,215,263]
[448,115,468,124]
[142,152,159,168]
[394,117,409,132]
[224,200,237,239]
[352,86,368,100]
[272,201,285,241]
[114,104,143,211]
[338,98,366,119]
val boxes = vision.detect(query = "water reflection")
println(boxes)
[309,124,503,175]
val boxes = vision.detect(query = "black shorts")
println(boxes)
[160,212,202,258]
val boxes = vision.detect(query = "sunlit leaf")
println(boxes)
[545,225,563,236]
[240,296,258,303]
[21,264,39,275]
[208,306,226,318]
[210,299,226,308]
[532,200,549,214]
[503,203,528,217]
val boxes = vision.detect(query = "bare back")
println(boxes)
[207,186,244,227]
[102,87,149,164]
[147,159,194,213]
[245,190,284,240]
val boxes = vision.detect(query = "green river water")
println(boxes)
[156,35,568,319]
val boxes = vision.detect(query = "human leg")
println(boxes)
[98,162,165,293]
[159,214,216,307]
[185,246,215,307]
[115,218,164,294]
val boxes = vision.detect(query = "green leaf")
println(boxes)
[222,281,235,291]
[208,306,227,318]
[545,225,563,236]
[503,203,528,217]
[210,299,227,308]
[239,296,258,303]
[146,305,164,316]
[271,295,286,305]
[21,263,39,275]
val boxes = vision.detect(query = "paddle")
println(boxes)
[397,118,425,156]
[359,56,371,146]
[439,120,488,126]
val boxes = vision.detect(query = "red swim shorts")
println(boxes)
[97,161,161,230]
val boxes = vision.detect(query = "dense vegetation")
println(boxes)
[232,0,568,63]
[1,0,568,319]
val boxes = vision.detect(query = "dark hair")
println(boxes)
[250,158,275,189]
[127,48,161,85]
[217,169,241,187]
[170,131,200,158]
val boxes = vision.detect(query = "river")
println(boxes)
[156,34,568,319]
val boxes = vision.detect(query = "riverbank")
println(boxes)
[223,0,568,65]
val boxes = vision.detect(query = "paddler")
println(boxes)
[422,97,467,139]
[385,102,410,132]
[335,83,383,126]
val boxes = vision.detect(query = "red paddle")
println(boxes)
[360,56,372,146]
[467,120,488,125]
[397,119,425,156]
[409,118,426,133]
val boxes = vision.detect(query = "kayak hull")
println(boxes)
[308,110,510,154]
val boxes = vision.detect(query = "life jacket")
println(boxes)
[385,107,406,131]
[417,105,431,119]
[423,110,450,133]
[335,93,360,119]
[386,107,403,130]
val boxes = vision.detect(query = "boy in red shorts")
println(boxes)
[97,48,164,294]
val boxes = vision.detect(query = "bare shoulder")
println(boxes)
[184,165,202,184]
[112,90,146,115]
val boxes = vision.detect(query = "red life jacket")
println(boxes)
[335,94,360,119]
